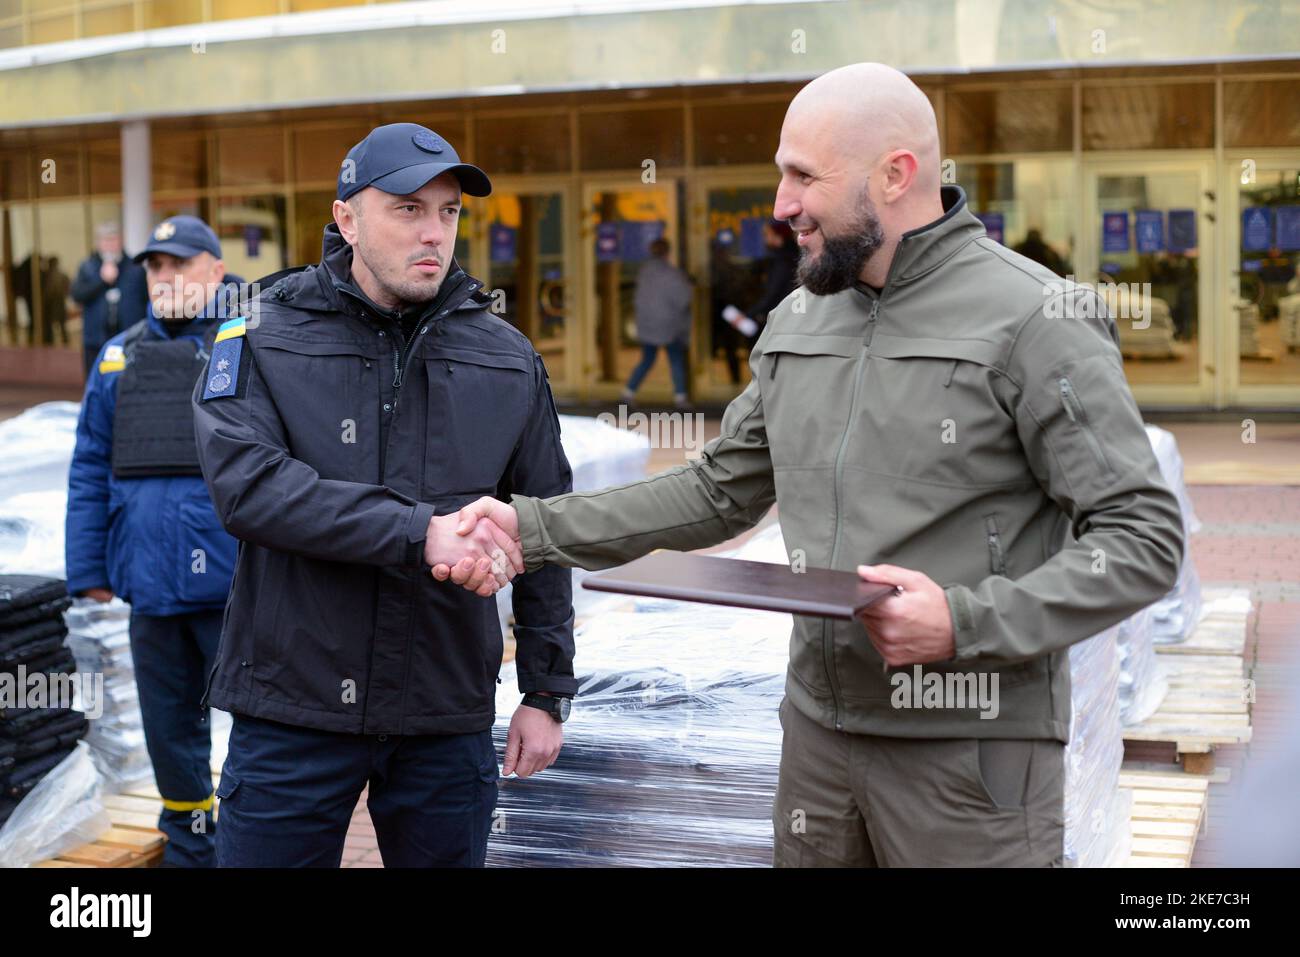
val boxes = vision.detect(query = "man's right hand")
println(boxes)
[424,511,522,597]
[430,497,521,593]
[99,260,118,285]
[81,588,114,603]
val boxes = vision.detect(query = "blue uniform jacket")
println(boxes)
[65,300,238,615]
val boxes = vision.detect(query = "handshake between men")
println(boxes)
[425,497,521,596]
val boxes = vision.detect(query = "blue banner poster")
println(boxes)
[1167,209,1198,253]
[974,212,1004,245]
[620,220,665,261]
[739,217,768,259]
[1241,206,1274,251]
[1102,212,1130,253]
[489,224,516,263]
[595,222,620,262]
[1275,206,1300,252]
[1134,210,1164,253]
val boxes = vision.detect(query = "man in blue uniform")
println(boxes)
[66,215,241,867]
[192,124,576,868]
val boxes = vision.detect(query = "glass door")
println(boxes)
[689,169,782,402]
[1225,153,1300,407]
[580,178,681,403]
[471,180,575,390]
[1083,158,1216,406]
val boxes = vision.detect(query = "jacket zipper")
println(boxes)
[1058,377,1111,473]
[985,515,1008,576]
[823,297,881,730]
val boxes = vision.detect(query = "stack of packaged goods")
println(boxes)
[63,598,152,791]
[488,598,789,867]
[1279,292,1300,351]
[1065,625,1132,868]
[1144,426,1203,644]
[559,413,653,494]
[1235,300,1263,357]
[488,523,788,867]
[1116,603,1168,727]
[0,575,89,829]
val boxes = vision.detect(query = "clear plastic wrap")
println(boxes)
[557,413,652,495]
[0,401,80,580]
[488,522,790,867]
[63,598,153,791]
[497,413,652,630]
[1116,603,1169,727]
[0,402,80,501]
[0,741,110,868]
[0,491,70,579]
[1065,626,1128,867]
[1144,425,1203,644]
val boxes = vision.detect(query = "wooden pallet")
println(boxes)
[1122,589,1253,773]
[32,798,166,868]
[1120,768,1211,868]
[32,764,232,868]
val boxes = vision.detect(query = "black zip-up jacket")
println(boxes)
[192,224,576,734]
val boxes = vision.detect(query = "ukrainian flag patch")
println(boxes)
[97,344,125,375]
[214,317,246,343]
[201,336,243,401]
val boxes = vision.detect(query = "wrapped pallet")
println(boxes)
[1064,626,1131,866]
[1278,292,1300,351]
[1104,287,1177,359]
[1116,603,1168,727]
[1144,426,1203,644]
[63,598,153,791]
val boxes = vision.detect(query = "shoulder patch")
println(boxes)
[214,317,246,343]
[201,335,244,401]
[97,344,125,375]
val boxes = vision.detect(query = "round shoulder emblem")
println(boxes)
[208,372,232,393]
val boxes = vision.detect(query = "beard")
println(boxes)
[795,191,885,296]
[353,233,447,309]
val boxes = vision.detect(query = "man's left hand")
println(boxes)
[855,564,956,667]
[503,699,564,778]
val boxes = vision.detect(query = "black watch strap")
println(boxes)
[521,693,570,722]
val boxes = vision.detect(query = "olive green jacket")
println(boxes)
[512,186,1184,742]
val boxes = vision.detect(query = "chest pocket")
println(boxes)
[257,336,379,484]
[422,346,533,499]
[760,333,863,471]
[855,335,1030,488]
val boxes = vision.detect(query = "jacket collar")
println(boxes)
[857,185,984,297]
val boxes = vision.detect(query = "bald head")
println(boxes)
[774,63,945,291]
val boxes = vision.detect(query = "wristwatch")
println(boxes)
[521,692,571,723]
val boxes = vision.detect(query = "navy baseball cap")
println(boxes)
[133,215,222,263]
[337,123,492,202]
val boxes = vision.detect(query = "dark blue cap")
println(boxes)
[337,123,492,202]
[132,215,222,263]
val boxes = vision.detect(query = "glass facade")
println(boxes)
[2,70,1299,408]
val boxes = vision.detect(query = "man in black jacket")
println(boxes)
[71,222,149,377]
[192,124,576,868]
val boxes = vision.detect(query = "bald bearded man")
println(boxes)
[440,63,1184,867]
